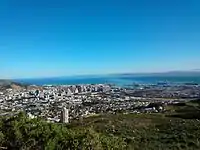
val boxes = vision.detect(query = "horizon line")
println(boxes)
[4,69,200,80]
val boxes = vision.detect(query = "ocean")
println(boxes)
[14,75,200,86]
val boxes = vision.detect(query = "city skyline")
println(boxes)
[1,0,200,79]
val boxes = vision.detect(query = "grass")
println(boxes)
[70,113,200,149]
[165,100,200,119]
[69,100,200,150]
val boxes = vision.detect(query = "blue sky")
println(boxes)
[0,0,200,78]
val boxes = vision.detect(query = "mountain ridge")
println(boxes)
[118,70,200,77]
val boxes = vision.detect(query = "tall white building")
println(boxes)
[67,88,72,96]
[61,108,69,123]
[74,88,79,94]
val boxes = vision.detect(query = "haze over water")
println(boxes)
[15,75,200,86]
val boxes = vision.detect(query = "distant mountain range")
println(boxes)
[0,79,27,90]
[119,71,200,77]
[0,79,16,86]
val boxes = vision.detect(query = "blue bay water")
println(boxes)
[15,75,200,86]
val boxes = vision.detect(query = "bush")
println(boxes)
[0,113,127,150]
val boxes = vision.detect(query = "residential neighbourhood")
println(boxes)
[0,82,200,123]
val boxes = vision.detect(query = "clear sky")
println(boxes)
[0,0,200,79]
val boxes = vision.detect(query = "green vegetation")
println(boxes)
[166,100,200,119]
[70,113,200,150]
[1,100,200,150]
[0,113,126,150]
